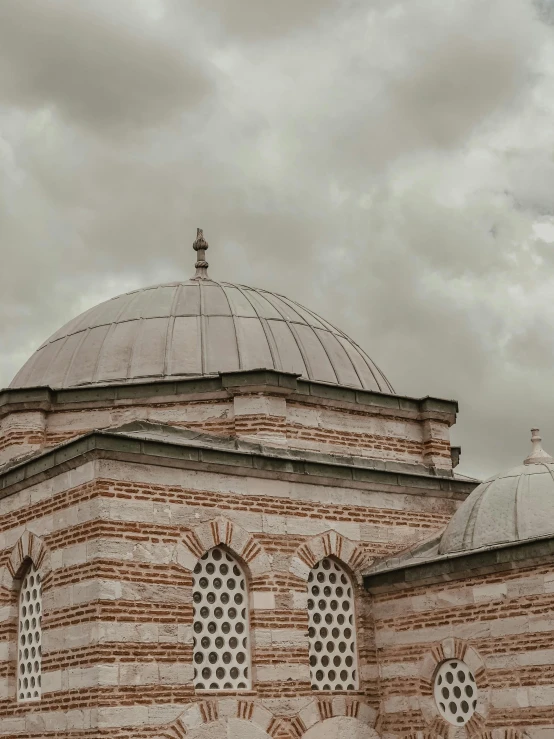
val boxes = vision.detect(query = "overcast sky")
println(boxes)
[2,0,554,479]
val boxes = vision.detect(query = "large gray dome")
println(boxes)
[439,431,554,554]
[10,279,393,392]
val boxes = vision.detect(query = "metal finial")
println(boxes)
[524,428,553,465]
[192,228,209,279]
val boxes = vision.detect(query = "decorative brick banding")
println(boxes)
[47,560,193,589]
[378,591,554,631]
[41,643,193,670]
[42,601,194,629]
[0,430,44,453]
[0,386,469,738]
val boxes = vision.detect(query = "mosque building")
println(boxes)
[0,229,551,738]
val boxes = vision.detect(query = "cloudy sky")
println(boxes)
[2,0,554,479]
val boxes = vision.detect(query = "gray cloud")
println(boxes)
[182,0,340,40]
[0,1,212,131]
[1,0,553,480]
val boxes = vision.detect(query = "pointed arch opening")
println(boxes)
[192,546,252,691]
[307,557,358,691]
[17,560,43,702]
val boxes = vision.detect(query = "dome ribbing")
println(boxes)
[10,280,393,393]
[439,430,554,554]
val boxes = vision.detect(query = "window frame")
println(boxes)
[306,556,360,692]
[16,559,43,703]
[192,545,253,692]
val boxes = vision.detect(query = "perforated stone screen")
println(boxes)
[18,562,42,702]
[192,547,251,690]
[307,558,358,691]
[434,659,478,726]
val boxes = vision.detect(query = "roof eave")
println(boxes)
[1,369,459,422]
[364,533,554,593]
[0,424,476,501]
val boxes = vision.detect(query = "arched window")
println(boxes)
[18,562,42,702]
[192,546,251,690]
[307,557,358,691]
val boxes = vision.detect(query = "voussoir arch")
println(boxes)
[289,697,377,737]
[289,530,373,584]
[419,637,489,735]
[172,698,283,737]
[176,516,271,577]
[2,531,52,590]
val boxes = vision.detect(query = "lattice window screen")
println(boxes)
[192,547,251,690]
[307,557,358,691]
[434,659,478,726]
[18,562,42,702]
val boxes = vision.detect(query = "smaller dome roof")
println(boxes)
[439,429,554,554]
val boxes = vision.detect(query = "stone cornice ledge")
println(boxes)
[0,369,458,422]
[0,427,475,500]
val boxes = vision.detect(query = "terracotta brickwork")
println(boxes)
[0,400,444,469]
[0,453,462,738]
[0,411,46,465]
[370,562,554,738]
[0,379,456,474]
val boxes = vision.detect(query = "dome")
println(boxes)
[439,429,554,554]
[10,278,393,392]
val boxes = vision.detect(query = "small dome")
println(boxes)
[10,279,393,392]
[439,429,554,554]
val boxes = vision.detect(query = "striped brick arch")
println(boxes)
[1,531,52,589]
[170,697,377,738]
[176,516,271,577]
[418,637,489,736]
[171,699,284,737]
[289,697,378,737]
[289,530,373,583]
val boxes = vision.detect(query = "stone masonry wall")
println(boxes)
[371,563,554,739]
[0,394,452,474]
[0,458,461,738]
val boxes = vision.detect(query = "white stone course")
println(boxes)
[255,663,309,682]
[96,621,163,644]
[376,623,453,647]
[97,704,150,728]
[252,591,275,610]
[97,459,457,514]
[491,686,531,708]
[380,661,422,679]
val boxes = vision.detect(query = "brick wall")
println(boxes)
[371,562,554,738]
[0,393,453,474]
[0,457,461,738]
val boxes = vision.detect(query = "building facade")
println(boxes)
[0,231,549,738]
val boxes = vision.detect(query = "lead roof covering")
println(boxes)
[10,280,393,392]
